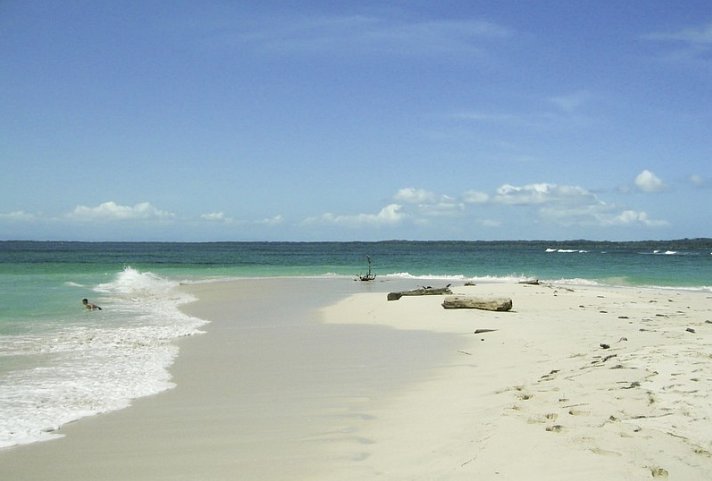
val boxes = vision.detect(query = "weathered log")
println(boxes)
[441,296,513,311]
[387,287,452,301]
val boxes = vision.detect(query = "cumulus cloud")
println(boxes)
[199,212,282,225]
[201,211,231,222]
[394,187,464,217]
[492,183,595,205]
[399,182,663,230]
[67,201,175,222]
[479,182,668,229]
[305,204,404,227]
[606,210,669,227]
[418,197,464,217]
[634,170,665,192]
[394,187,437,204]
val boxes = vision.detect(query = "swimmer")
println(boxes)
[82,298,102,310]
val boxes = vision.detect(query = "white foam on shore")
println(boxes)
[383,272,535,284]
[0,267,207,449]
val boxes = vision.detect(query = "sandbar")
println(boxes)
[1,278,711,480]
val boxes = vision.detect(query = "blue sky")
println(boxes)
[1,1,710,241]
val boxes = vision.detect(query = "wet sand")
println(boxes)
[0,278,461,480]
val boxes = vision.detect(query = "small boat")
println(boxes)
[358,256,376,281]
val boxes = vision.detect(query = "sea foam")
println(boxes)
[0,267,207,449]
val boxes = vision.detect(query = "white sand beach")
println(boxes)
[1,278,711,480]
[318,281,712,480]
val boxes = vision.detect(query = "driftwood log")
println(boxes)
[387,287,452,301]
[442,296,513,311]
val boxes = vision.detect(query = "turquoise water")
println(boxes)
[1,240,711,448]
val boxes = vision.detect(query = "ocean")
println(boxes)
[1,239,711,449]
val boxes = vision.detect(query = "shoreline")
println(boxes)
[1,278,711,480]
[0,277,462,480]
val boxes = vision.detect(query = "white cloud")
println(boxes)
[486,182,668,229]
[394,187,436,204]
[256,214,284,226]
[462,190,489,204]
[606,210,669,227]
[539,204,668,228]
[67,201,175,222]
[269,180,673,234]
[394,188,464,218]
[539,203,612,226]
[201,211,230,222]
[401,182,663,230]
[200,212,282,225]
[493,183,594,205]
[0,210,37,221]
[305,204,405,227]
[634,170,665,193]
[418,197,464,217]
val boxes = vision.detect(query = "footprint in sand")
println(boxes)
[510,385,535,401]
[568,407,590,416]
[545,424,564,432]
[649,466,669,478]
[516,392,534,401]
[527,413,558,424]
[538,369,560,382]
[589,447,622,457]
[693,447,712,457]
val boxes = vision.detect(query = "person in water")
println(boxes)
[82,298,102,310]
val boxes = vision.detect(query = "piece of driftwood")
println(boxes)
[441,296,513,311]
[387,286,452,301]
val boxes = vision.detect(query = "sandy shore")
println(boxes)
[1,278,711,480]
[318,282,712,480]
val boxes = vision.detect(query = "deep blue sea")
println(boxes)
[1,239,711,448]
